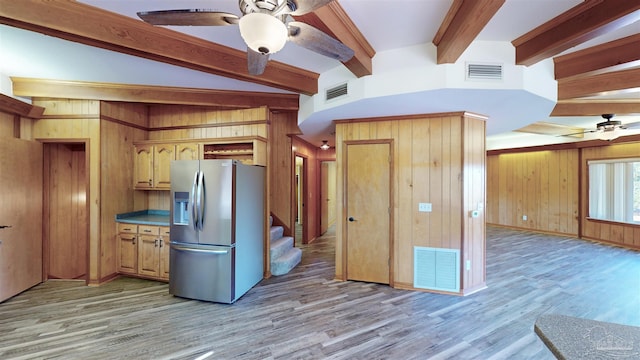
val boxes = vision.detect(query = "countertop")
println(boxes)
[115,210,170,226]
[535,314,640,359]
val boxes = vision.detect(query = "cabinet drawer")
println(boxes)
[118,223,138,234]
[139,225,160,235]
[160,226,170,237]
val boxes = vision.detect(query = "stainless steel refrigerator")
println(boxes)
[169,159,264,303]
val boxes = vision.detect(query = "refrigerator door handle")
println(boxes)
[197,170,205,231]
[172,244,229,255]
[191,171,199,231]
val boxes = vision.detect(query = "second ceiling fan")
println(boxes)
[137,0,355,75]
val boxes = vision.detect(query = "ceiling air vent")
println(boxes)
[325,82,348,101]
[466,63,503,81]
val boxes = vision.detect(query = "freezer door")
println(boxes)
[170,160,200,244]
[169,242,235,303]
[199,160,234,245]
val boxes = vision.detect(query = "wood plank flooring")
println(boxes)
[1,226,639,359]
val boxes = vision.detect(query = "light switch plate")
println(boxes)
[418,203,432,212]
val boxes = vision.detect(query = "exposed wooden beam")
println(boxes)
[0,0,319,95]
[0,92,45,118]
[513,0,640,66]
[294,2,375,77]
[433,0,505,64]
[558,68,640,100]
[11,78,300,111]
[554,34,640,80]
[552,100,640,116]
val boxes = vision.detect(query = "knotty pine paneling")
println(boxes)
[580,141,640,249]
[148,105,268,140]
[100,120,147,279]
[335,112,486,294]
[486,149,579,236]
[101,101,148,129]
[0,112,15,137]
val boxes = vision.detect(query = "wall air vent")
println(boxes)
[325,82,348,102]
[466,62,503,81]
[414,247,460,292]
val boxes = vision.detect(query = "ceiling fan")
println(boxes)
[137,0,355,76]
[562,114,640,141]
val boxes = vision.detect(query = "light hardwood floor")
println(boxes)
[1,226,639,359]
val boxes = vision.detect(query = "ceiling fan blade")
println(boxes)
[287,22,354,62]
[247,48,269,75]
[285,0,335,16]
[137,9,239,26]
[623,121,640,129]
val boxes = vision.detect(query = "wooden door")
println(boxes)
[0,138,43,302]
[154,144,175,189]
[346,142,391,284]
[133,144,153,189]
[44,144,87,280]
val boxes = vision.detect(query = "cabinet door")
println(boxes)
[159,227,170,279]
[153,144,175,189]
[117,233,138,274]
[133,145,154,189]
[176,143,199,160]
[138,234,160,277]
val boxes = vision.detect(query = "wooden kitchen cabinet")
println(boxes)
[176,143,199,160]
[117,224,138,275]
[133,143,176,190]
[117,223,170,281]
[159,227,170,279]
[133,144,153,189]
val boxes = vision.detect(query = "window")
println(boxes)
[588,158,640,224]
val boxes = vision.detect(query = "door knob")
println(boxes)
[348,217,356,222]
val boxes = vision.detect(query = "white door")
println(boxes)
[0,137,43,301]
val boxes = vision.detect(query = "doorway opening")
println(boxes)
[319,160,337,236]
[294,154,308,246]
[43,142,89,282]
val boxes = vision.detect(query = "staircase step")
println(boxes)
[271,247,302,276]
[270,236,293,261]
[270,225,284,242]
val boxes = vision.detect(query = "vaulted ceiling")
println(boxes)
[1,0,639,149]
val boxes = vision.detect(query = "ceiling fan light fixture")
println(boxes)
[597,129,620,141]
[239,12,288,55]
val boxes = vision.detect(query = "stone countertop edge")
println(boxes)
[115,210,170,226]
[534,314,640,359]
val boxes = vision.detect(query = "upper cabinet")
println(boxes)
[133,144,154,189]
[133,137,265,190]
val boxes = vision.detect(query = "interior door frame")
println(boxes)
[292,152,309,244]
[341,139,395,286]
[41,139,90,284]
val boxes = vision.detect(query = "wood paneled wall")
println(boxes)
[269,111,301,236]
[581,142,640,249]
[334,112,486,295]
[100,103,148,279]
[486,149,580,235]
[31,99,103,284]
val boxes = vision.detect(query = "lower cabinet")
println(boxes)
[117,223,170,281]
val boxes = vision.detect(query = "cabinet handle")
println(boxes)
[159,239,164,248]
[154,239,159,247]
[132,236,136,245]
[143,229,152,233]
[148,179,152,186]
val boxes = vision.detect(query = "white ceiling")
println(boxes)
[1,0,639,149]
